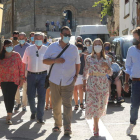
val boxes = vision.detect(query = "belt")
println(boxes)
[132,78,140,81]
[89,72,106,77]
[28,71,47,75]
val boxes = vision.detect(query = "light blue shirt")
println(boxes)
[43,41,81,86]
[111,63,121,72]
[43,42,50,46]
[125,46,140,78]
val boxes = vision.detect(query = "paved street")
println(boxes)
[1,89,140,140]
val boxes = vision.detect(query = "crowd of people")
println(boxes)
[0,26,140,137]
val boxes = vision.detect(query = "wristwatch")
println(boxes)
[124,82,129,85]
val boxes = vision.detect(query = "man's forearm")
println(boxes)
[125,73,130,83]
[43,59,55,65]
[75,64,80,75]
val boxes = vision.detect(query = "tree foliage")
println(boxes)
[93,0,113,21]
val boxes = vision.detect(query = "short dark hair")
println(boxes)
[132,27,140,36]
[76,42,83,50]
[0,39,12,60]
[60,26,71,33]
[13,31,19,35]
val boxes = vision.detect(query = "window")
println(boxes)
[124,0,130,18]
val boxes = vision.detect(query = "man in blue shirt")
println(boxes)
[124,27,140,135]
[14,32,30,112]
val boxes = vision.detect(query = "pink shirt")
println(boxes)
[0,52,24,86]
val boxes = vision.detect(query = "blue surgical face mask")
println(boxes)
[31,37,34,42]
[5,46,13,53]
[105,46,110,51]
[78,50,82,54]
[35,40,43,46]
[19,40,25,45]
[62,36,70,44]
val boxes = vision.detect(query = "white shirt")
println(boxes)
[43,41,81,86]
[22,45,49,73]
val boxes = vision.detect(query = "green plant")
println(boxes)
[93,0,113,21]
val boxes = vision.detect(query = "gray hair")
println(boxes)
[34,32,44,38]
[76,36,82,40]
[84,38,92,45]
[19,32,26,37]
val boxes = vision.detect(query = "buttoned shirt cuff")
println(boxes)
[124,69,131,76]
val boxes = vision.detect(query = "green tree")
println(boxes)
[93,0,113,21]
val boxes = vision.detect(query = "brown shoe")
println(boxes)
[64,128,72,135]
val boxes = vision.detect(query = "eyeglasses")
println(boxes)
[36,51,39,57]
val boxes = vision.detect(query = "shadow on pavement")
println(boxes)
[45,132,61,140]
[6,121,46,140]
[44,109,53,120]
[128,135,139,140]
[0,95,3,103]
[89,136,107,140]
[60,135,71,140]
[72,110,85,123]
[124,97,131,104]
[107,103,125,114]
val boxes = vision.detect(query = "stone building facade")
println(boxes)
[137,2,140,26]
[106,0,120,37]
[1,0,101,38]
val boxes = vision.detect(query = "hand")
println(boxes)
[73,75,77,83]
[19,79,24,88]
[83,85,87,92]
[55,58,65,64]
[123,83,129,93]
[24,77,27,83]
[115,76,120,81]
[101,62,109,70]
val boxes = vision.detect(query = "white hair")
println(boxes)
[76,36,82,40]
[34,32,44,38]
[19,32,26,37]
[84,38,92,45]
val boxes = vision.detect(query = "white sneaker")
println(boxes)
[126,124,135,135]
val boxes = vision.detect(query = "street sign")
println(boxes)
[0,3,4,34]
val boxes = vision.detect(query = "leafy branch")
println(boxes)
[93,0,113,21]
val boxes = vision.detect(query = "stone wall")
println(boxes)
[107,0,120,37]
[1,0,101,38]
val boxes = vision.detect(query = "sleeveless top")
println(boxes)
[79,54,85,75]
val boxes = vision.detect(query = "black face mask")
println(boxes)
[13,37,18,40]
[44,39,47,42]
[133,38,140,45]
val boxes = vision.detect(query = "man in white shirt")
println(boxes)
[43,26,80,135]
[22,32,48,124]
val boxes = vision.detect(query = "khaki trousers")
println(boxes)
[15,82,28,107]
[50,80,75,129]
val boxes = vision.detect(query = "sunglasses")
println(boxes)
[36,51,39,57]
[63,34,72,37]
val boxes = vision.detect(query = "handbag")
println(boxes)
[45,43,70,89]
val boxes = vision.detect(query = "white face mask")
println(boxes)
[86,42,90,46]
[94,45,102,53]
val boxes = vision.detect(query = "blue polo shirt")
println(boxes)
[14,43,30,58]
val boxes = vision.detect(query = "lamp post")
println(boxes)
[0,2,4,51]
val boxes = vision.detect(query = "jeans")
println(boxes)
[130,81,140,125]
[1,82,18,113]
[27,72,47,120]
